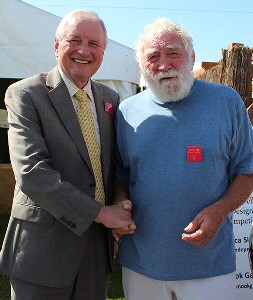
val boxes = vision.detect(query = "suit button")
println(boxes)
[89,183,96,189]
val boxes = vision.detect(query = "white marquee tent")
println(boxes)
[0,0,140,100]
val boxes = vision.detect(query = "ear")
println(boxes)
[192,50,196,64]
[55,40,59,57]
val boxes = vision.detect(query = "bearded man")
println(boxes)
[114,18,253,300]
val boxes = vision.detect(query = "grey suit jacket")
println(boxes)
[0,67,120,287]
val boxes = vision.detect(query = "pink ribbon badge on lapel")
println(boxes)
[104,100,115,116]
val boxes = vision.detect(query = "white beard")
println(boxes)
[141,60,195,103]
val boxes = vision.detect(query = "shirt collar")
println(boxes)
[58,66,94,101]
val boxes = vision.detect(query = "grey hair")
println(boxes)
[55,9,108,47]
[136,18,193,63]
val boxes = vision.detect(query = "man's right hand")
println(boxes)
[95,200,136,231]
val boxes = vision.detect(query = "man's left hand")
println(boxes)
[181,204,225,247]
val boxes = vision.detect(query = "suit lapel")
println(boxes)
[46,68,93,173]
[92,81,111,189]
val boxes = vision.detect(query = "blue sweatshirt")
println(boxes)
[116,79,253,280]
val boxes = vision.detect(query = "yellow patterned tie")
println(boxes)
[75,89,105,205]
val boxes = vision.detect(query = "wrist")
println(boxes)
[94,208,102,224]
[95,206,105,224]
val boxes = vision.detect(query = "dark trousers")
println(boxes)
[10,223,110,300]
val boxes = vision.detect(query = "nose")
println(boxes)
[77,42,90,56]
[157,56,172,72]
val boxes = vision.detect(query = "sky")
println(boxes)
[22,0,253,65]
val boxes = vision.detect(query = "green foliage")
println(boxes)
[0,273,11,300]
[108,257,125,298]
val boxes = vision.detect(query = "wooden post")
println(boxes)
[0,164,15,214]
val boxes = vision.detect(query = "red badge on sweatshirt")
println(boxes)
[187,146,203,162]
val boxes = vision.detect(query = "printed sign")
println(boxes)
[234,192,253,299]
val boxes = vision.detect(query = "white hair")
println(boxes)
[136,18,194,63]
[55,9,108,47]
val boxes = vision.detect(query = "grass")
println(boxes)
[0,214,125,300]
[107,256,125,299]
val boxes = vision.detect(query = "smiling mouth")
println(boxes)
[73,58,90,64]
[160,76,175,81]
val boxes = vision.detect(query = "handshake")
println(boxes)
[95,199,136,240]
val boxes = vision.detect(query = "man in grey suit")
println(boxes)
[0,9,135,300]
